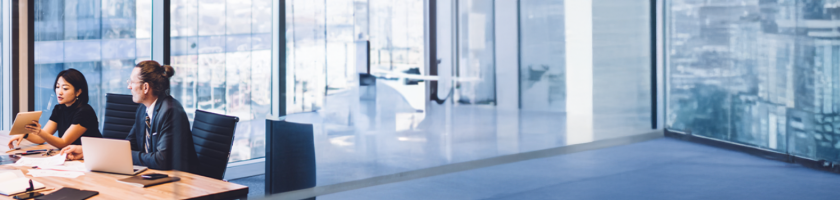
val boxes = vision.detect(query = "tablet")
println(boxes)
[8,111,41,135]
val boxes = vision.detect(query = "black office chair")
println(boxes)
[102,93,140,140]
[192,110,239,180]
[265,118,316,197]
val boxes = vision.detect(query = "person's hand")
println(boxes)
[7,134,24,149]
[24,120,41,137]
[60,145,84,160]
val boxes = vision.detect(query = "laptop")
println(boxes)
[80,137,148,175]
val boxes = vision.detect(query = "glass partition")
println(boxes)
[456,0,495,105]
[519,0,564,112]
[33,0,152,130]
[33,0,273,163]
[285,0,363,113]
[591,0,652,137]
[517,0,568,148]
[666,0,840,161]
[520,0,652,140]
[170,0,273,162]
[286,0,425,113]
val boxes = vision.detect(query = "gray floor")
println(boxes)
[256,80,651,187]
[318,137,840,200]
[230,80,653,198]
[231,132,660,199]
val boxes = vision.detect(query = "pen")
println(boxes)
[4,147,22,153]
[24,149,59,153]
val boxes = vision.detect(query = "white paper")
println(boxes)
[26,169,84,178]
[15,154,66,167]
[37,161,87,172]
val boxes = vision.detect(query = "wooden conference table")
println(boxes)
[0,131,248,200]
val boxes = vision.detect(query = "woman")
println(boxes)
[7,68,102,149]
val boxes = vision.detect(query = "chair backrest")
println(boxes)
[102,93,140,140]
[192,110,239,180]
[265,118,316,195]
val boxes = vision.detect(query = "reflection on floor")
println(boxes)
[320,137,840,199]
[231,80,652,198]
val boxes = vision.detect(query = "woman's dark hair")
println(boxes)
[135,60,175,97]
[53,68,90,107]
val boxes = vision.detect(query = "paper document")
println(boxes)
[26,169,84,178]
[24,161,87,178]
[0,170,45,195]
[15,154,66,167]
[38,161,87,172]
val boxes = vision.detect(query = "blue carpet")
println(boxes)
[318,138,840,200]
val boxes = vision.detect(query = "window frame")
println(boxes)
[0,0,11,130]
[8,0,34,130]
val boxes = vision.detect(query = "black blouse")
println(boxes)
[48,102,103,145]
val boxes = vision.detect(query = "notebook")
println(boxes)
[35,187,98,200]
[0,170,46,196]
[116,176,181,187]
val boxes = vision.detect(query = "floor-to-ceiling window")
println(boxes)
[666,0,840,162]
[519,0,565,112]
[455,0,494,105]
[286,0,361,113]
[33,0,152,130]
[170,0,273,162]
[32,0,273,164]
[519,0,652,142]
[286,0,425,113]
[590,0,652,137]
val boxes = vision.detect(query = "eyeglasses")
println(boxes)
[127,80,144,85]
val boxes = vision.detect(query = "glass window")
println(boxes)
[591,0,652,137]
[170,0,273,162]
[666,0,840,161]
[520,0,651,140]
[456,0,494,105]
[286,0,328,113]
[366,0,426,109]
[33,0,152,130]
[286,0,425,113]
[519,0,564,112]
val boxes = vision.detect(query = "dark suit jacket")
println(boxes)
[126,95,198,173]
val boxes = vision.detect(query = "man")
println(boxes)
[62,61,198,173]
